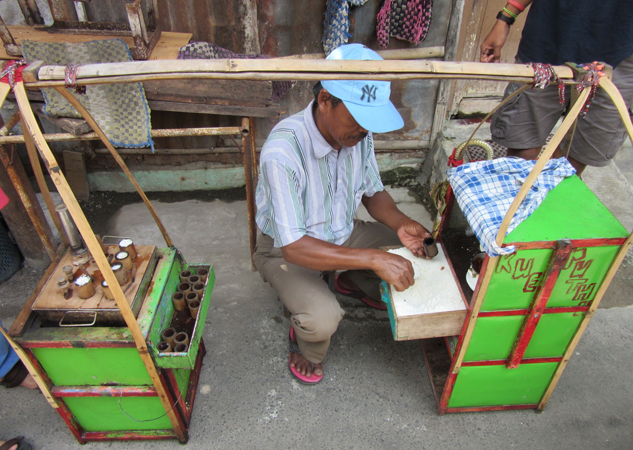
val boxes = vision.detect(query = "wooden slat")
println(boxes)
[148,31,192,60]
[12,81,185,441]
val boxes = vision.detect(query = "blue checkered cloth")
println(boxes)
[447,157,576,257]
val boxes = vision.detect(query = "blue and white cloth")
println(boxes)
[0,321,19,379]
[447,157,576,257]
[255,101,384,248]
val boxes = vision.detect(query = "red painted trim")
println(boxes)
[545,306,589,314]
[446,404,538,413]
[439,239,470,308]
[55,402,86,444]
[503,237,625,250]
[52,386,158,397]
[478,306,589,317]
[164,369,189,424]
[82,430,177,442]
[461,357,562,367]
[506,241,572,369]
[20,340,136,349]
[157,369,189,442]
[479,309,528,317]
[184,338,206,422]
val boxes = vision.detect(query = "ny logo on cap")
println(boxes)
[360,84,377,103]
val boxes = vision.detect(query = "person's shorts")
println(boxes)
[491,54,633,167]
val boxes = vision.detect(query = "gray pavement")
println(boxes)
[1,122,633,449]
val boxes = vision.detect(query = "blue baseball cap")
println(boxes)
[321,44,404,133]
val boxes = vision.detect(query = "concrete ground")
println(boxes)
[1,123,633,449]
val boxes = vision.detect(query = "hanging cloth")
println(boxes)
[377,0,433,48]
[323,0,369,55]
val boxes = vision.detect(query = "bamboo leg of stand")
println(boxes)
[21,118,69,248]
[0,327,59,409]
[13,82,187,442]
[52,86,174,248]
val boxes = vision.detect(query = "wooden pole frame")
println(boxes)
[12,81,187,442]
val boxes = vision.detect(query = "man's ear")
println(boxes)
[317,89,330,112]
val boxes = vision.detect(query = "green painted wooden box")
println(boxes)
[145,250,215,369]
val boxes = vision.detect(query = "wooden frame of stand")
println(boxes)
[2,57,631,444]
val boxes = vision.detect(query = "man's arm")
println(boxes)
[281,235,415,291]
[480,0,533,63]
[362,190,431,258]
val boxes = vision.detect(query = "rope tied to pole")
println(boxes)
[0,60,27,90]
[530,63,565,105]
[64,63,86,94]
[576,61,605,117]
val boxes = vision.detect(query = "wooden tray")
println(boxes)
[32,244,157,325]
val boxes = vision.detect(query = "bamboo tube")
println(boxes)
[12,82,186,440]
[53,86,174,248]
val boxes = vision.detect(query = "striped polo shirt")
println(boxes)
[255,100,384,248]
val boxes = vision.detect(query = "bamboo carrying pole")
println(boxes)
[53,86,174,248]
[12,82,186,442]
[35,59,576,82]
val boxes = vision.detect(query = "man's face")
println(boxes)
[316,90,368,150]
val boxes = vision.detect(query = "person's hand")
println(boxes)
[372,252,415,292]
[396,218,432,259]
[480,21,510,63]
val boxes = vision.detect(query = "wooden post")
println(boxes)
[241,117,257,269]
[13,82,187,443]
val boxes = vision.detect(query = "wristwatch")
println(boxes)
[496,10,515,25]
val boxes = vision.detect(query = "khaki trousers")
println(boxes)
[253,220,401,364]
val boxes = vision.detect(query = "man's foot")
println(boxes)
[289,352,323,379]
[20,374,37,390]
[335,273,387,310]
[289,327,323,384]
[0,436,32,450]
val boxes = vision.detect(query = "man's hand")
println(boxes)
[372,251,415,292]
[480,21,510,63]
[397,218,432,259]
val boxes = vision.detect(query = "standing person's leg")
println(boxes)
[254,232,344,382]
[335,219,402,307]
[490,81,566,160]
[564,54,633,175]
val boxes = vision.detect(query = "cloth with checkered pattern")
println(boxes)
[377,0,433,48]
[323,0,369,55]
[446,157,576,257]
[22,39,152,149]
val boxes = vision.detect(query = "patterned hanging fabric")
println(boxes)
[377,0,433,48]
[323,0,369,55]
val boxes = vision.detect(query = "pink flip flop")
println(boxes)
[334,275,387,310]
[289,327,323,385]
